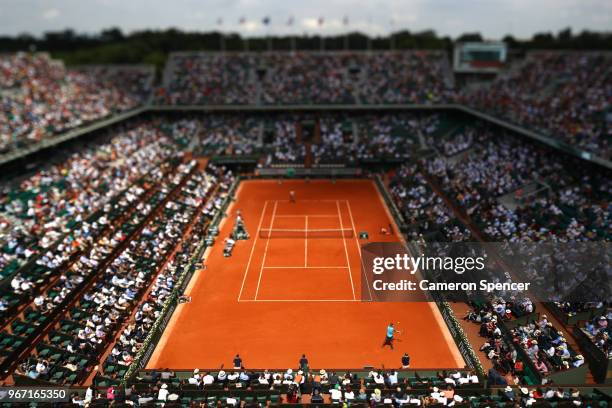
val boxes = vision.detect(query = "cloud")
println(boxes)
[0,0,610,39]
[42,8,60,20]
[301,18,319,30]
[240,21,260,32]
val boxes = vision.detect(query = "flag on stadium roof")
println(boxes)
[239,17,246,25]
[216,17,223,26]
[343,16,349,26]
[287,16,294,26]
[262,16,270,25]
[318,17,324,26]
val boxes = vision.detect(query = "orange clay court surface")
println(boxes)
[148,179,464,370]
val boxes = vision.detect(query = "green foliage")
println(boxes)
[0,26,609,70]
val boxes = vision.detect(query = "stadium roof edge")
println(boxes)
[1,104,609,171]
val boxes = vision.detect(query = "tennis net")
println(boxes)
[259,228,354,238]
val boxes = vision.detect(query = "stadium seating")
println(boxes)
[0,124,179,319]
[6,161,235,387]
[0,46,610,405]
[0,52,153,156]
[576,309,611,360]
[389,163,472,242]
[156,51,452,106]
[462,51,612,158]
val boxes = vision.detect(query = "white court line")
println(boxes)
[345,199,372,301]
[237,200,269,301]
[254,200,278,300]
[263,266,349,269]
[238,299,359,303]
[275,214,337,218]
[273,199,339,202]
[304,215,308,267]
[337,200,356,300]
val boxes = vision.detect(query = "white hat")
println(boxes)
[454,395,463,402]
[193,368,200,374]
[287,368,293,374]
[161,384,168,389]
[505,386,512,393]
[520,387,528,395]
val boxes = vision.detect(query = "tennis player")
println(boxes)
[289,190,296,203]
[382,322,401,349]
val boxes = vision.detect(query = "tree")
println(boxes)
[101,28,124,43]
[457,32,483,43]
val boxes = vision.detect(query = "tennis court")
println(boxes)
[238,198,361,302]
[148,179,464,369]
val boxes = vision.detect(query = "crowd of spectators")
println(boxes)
[581,310,612,358]
[1,52,153,155]
[156,53,255,105]
[467,301,589,388]
[0,123,179,304]
[427,125,475,157]
[510,315,585,373]
[462,52,612,158]
[469,309,522,385]
[149,112,444,166]
[313,113,440,164]
[124,368,479,406]
[260,53,358,105]
[155,50,610,158]
[427,128,563,210]
[0,99,248,388]
[312,117,358,165]
[196,116,262,156]
[265,118,305,165]
[389,163,471,242]
[358,51,452,105]
[424,123,611,243]
[4,49,608,163]
[104,165,234,375]
[384,116,611,387]
[0,40,610,406]
[14,159,201,383]
[554,302,605,318]
[155,51,451,106]
[10,160,240,389]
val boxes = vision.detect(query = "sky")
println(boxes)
[0,0,610,40]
